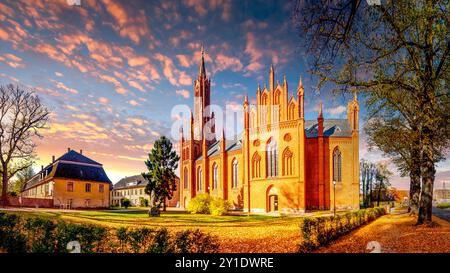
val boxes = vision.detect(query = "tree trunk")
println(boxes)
[409,173,421,215]
[163,197,167,211]
[1,170,8,206]
[417,154,435,225]
[377,181,382,207]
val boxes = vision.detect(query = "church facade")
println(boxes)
[180,49,360,213]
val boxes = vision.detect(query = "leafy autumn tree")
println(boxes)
[296,0,450,224]
[143,136,179,216]
[0,84,50,205]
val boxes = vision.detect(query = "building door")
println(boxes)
[269,195,278,212]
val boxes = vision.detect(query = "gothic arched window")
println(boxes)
[183,167,189,189]
[197,167,202,191]
[266,138,278,177]
[282,147,293,176]
[212,163,218,190]
[288,102,296,120]
[261,93,268,125]
[333,147,342,182]
[252,152,261,178]
[232,159,238,188]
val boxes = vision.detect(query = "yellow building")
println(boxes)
[21,149,112,209]
[180,49,360,213]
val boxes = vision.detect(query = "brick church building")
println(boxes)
[180,48,360,213]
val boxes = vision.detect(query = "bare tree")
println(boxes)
[0,84,50,205]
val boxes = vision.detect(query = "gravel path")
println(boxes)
[317,212,450,253]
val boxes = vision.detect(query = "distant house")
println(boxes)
[111,175,180,208]
[21,149,112,209]
[434,189,450,204]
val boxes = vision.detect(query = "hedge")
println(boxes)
[0,212,219,253]
[299,207,386,252]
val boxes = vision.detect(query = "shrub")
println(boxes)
[0,212,27,253]
[121,198,131,209]
[0,212,220,253]
[210,197,231,216]
[299,207,386,252]
[187,193,211,214]
[436,203,450,209]
[173,229,220,253]
[24,217,56,253]
[140,198,149,207]
[187,194,231,215]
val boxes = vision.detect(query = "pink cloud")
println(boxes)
[176,89,190,99]
[98,97,110,105]
[176,54,191,67]
[51,80,78,95]
[100,0,152,44]
[214,53,243,73]
[129,81,145,92]
[154,53,192,86]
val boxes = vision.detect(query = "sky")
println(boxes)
[0,0,448,189]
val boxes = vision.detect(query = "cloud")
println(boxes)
[128,56,150,67]
[98,97,110,105]
[51,80,78,94]
[128,100,139,106]
[326,105,347,116]
[0,28,9,40]
[127,117,148,126]
[100,0,152,44]
[154,53,192,86]
[176,89,190,99]
[244,33,264,73]
[55,72,64,77]
[129,81,145,92]
[214,53,243,73]
[176,54,191,67]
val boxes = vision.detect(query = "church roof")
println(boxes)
[22,150,112,191]
[196,135,243,160]
[304,119,352,138]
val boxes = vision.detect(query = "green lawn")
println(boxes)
[7,209,303,252]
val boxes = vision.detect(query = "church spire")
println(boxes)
[199,44,206,77]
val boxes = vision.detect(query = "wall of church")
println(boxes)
[328,137,359,210]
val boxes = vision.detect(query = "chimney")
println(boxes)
[52,156,55,163]
[67,148,71,153]
[80,149,83,155]
[41,165,44,171]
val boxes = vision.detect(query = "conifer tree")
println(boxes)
[143,136,180,216]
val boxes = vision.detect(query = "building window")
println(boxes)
[252,152,261,178]
[266,139,278,177]
[184,167,189,189]
[282,147,293,176]
[140,189,143,195]
[197,168,202,191]
[99,184,104,193]
[85,183,91,193]
[232,159,238,188]
[67,182,74,192]
[212,163,218,190]
[333,147,342,182]
[288,103,296,120]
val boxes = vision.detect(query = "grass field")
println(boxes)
[7,209,303,253]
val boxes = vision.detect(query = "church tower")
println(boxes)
[193,46,213,142]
